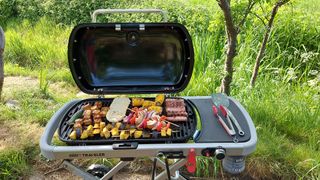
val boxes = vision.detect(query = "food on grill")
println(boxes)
[142,100,155,108]
[134,130,143,138]
[106,97,131,122]
[148,105,163,114]
[132,98,144,106]
[166,116,188,121]
[120,130,130,140]
[66,94,188,141]
[165,98,188,122]
[80,130,89,139]
[69,131,77,140]
[67,110,84,125]
[111,127,119,136]
[155,94,165,106]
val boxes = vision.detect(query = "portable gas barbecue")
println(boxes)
[40,9,257,180]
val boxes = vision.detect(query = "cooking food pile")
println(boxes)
[68,95,189,140]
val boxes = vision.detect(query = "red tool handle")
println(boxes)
[186,148,196,173]
[219,105,228,117]
[212,106,218,117]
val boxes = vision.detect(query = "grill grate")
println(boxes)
[58,98,197,145]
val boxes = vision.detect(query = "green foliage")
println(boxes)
[0,149,29,179]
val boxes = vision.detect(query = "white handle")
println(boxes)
[92,9,168,23]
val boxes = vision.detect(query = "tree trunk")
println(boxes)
[250,1,289,87]
[0,27,4,100]
[218,0,238,95]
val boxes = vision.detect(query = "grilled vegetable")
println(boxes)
[132,98,144,106]
[167,128,172,136]
[115,122,122,129]
[83,110,92,116]
[67,109,84,125]
[101,107,109,112]
[147,120,158,129]
[69,130,77,140]
[76,128,82,138]
[80,130,89,139]
[129,129,136,136]
[87,125,94,137]
[91,105,98,111]
[148,106,162,114]
[142,100,155,108]
[161,128,167,137]
[123,112,134,123]
[134,130,143,138]
[129,114,137,125]
[93,123,99,129]
[93,128,100,135]
[120,131,130,140]
[100,122,106,130]
[111,128,119,136]
[155,94,165,105]
[106,123,113,130]
[102,127,111,139]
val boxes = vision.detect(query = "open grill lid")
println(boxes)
[68,23,194,94]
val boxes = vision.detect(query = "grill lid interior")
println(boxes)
[68,23,194,94]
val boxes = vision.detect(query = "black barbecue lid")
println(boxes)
[68,23,194,94]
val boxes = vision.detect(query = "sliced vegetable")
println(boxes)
[93,128,100,135]
[134,130,143,139]
[111,128,119,136]
[69,130,77,140]
[132,98,144,106]
[67,109,84,125]
[148,106,162,114]
[142,100,155,108]
[161,129,167,137]
[155,94,165,106]
[167,128,172,136]
[120,131,130,140]
[80,130,89,139]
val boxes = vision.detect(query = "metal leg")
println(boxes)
[149,158,187,180]
[101,161,130,180]
[62,160,98,180]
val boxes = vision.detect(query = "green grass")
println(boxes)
[0,0,320,179]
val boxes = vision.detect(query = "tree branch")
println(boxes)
[237,0,256,33]
[250,12,267,27]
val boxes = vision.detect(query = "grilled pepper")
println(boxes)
[132,98,144,106]
[148,106,163,114]
[142,100,155,108]
[120,131,130,140]
[111,128,119,136]
[134,130,143,138]
[80,130,89,139]
[102,127,111,139]
[69,130,77,140]
[155,94,165,105]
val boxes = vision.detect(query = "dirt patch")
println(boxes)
[0,121,43,151]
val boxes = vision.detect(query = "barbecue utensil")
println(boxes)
[212,93,245,136]
[212,106,238,143]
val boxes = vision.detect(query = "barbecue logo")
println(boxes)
[69,153,105,158]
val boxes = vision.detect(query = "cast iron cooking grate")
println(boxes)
[58,98,197,145]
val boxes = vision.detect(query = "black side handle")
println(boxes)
[112,142,138,150]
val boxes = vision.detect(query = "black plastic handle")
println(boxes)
[112,142,138,150]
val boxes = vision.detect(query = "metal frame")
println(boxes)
[40,96,257,179]
[92,9,168,23]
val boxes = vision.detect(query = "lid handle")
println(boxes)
[92,9,168,23]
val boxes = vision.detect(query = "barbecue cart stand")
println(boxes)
[40,9,257,180]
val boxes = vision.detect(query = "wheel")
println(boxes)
[87,164,112,179]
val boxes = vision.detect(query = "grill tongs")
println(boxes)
[212,106,238,143]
